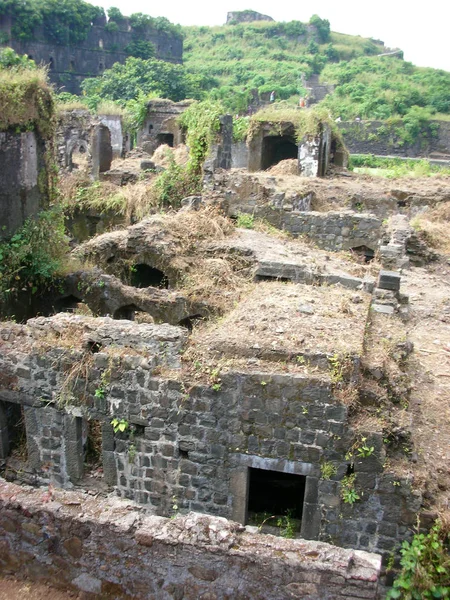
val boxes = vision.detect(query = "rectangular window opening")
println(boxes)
[0,401,28,479]
[247,467,306,536]
[82,419,104,487]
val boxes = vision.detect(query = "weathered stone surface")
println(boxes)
[0,131,46,241]
[0,480,382,600]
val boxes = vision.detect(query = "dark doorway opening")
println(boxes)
[113,304,140,321]
[178,314,204,331]
[157,133,174,147]
[53,295,83,314]
[247,468,306,521]
[349,245,375,263]
[0,402,26,460]
[255,275,292,283]
[262,136,298,170]
[130,264,169,289]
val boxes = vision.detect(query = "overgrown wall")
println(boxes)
[0,14,182,94]
[0,479,382,599]
[340,120,450,158]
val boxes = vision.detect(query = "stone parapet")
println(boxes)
[0,479,382,599]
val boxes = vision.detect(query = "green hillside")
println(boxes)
[182,17,388,112]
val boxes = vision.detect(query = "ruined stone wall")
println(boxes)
[0,15,183,94]
[281,211,382,252]
[209,172,383,251]
[99,114,123,159]
[56,109,112,178]
[340,120,450,158]
[0,480,382,599]
[0,131,47,241]
[0,315,421,556]
[138,99,190,153]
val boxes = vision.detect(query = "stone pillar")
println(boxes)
[23,406,41,470]
[91,124,112,178]
[101,421,117,486]
[301,477,321,540]
[230,468,249,524]
[215,115,233,170]
[64,415,84,483]
[0,131,43,241]
[0,401,9,458]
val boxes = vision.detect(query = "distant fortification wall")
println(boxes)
[0,13,182,94]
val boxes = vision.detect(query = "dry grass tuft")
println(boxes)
[96,101,125,116]
[0,66,54,138]
[411,202,450,253]
[151,144,189,167]
[56,101,89,114]
[163,206,234,250]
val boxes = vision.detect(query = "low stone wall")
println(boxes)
[283,211,382,251]
[340,120,450,158]
[0,479,382,600]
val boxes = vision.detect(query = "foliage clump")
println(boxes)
[81,57,212,104]
[0,208,70,302]
[0,0,104,44]
[388,521,450,599]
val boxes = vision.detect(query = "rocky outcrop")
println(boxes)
[226,10,274,24]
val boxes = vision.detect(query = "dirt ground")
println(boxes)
[401,259,450,509]
[0,577,80,600]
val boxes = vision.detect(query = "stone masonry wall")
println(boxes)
[340,120,450,158]
[0,480,382,599]
[281,211,382,251]
[0,315,422,557]
[0,14,182,94]
[0,130,48,241]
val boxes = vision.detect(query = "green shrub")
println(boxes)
[388,521,450,599]
[0,207,69,301]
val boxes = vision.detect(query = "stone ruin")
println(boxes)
[137,99,191,156]
[1,92,449,598]
[56,109,115,178]
[247,119,348,176]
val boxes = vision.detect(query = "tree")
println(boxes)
[309,15,330,43]
[81,57,211,103]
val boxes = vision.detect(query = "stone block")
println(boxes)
[378,270,401,292]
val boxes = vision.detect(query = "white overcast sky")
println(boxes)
[93,0,450,72]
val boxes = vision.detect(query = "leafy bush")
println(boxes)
[124,40,155,60]
[0,0,104,45]
[388,521,450,599]
[0,208,69,300]
[107,7,124,23]
[152,154,199,209]
[309,15,330,43]
[178,98,223,172]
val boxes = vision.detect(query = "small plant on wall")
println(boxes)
[110,418,129,434]
[340,473,360,505]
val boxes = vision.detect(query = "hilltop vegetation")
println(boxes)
[320,55,450,120]
[183,16,386,112]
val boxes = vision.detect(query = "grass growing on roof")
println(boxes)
[0,65,55,138]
